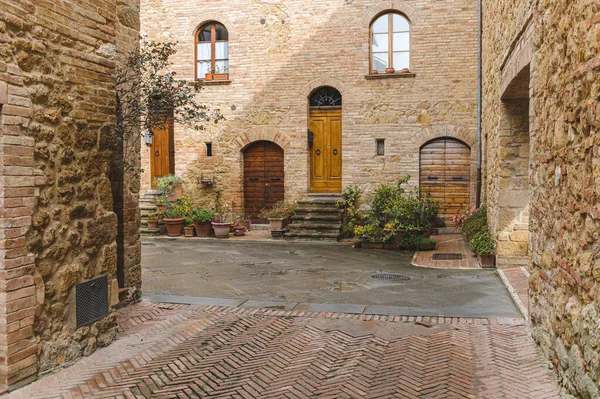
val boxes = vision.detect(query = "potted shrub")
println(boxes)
[399,234,437,251]
[192,207,215,237]
[147,213,158,230]
[212,208,233,239]
[259,201,296,232]
[155,195,168,214]
[354,224,385,249]
[157,175,183,201]
[163,195,192,237]
[184,217,194,237]
[470,231,496,268]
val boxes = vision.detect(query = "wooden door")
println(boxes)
[150,118,174,188]
[244,141,284,219]
[420,138,471,226]
[309,109,342,193]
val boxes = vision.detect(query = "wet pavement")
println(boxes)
[142,238,521,318]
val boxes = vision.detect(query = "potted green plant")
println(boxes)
[191,207,215,237]
[213,65,229,80]
[398,234,437,251]
[212,207,233,239]
[155,195,168,214]
[147,213,158,230]
[157,175,183,201]
[184,217,194,237]
[470,231,496,268]
[354,224,385,249]
[163,195,192,237]
[258,201,296,232]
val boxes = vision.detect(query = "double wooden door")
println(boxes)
[309,109,342,193]
[243,141,285,219]
[420,138,471,226]
[150,118,175,188]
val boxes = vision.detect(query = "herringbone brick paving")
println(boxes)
[8,302,560,399]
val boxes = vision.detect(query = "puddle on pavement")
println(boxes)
[325,281,365,292]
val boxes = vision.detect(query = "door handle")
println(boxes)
[170,150,175,157]
[452,176,464,181]
[333,148,338,156]
[154,150,160,157]
[315,149,321,156]
[270,177,281,181]
[428,176,439,180]
[249,177,259,181]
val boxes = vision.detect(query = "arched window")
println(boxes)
[370,12,410,73]
[196,22,229,80]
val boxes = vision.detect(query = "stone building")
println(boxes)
[139,0,480,224]
[0,0,141,391]
[482,0,600,396]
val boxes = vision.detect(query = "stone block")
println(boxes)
[497,241,528,257]
[509,231,529,242]
[0,81,7,105]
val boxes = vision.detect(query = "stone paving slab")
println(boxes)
[412,234,479,269]
[144,293,246,307]
[8,301,560,399]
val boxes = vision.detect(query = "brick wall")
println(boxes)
[0,0,140,390]
[140,0,479,211]
[483,0,600,396]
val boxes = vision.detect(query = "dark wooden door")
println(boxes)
[244,141,284,219]
[309,109,342,193]
[150,118,174,188]
[420,138,471,226]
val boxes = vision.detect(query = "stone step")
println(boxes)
[285,232,340,241]
[140,228,163,236]
[292,214,340,222]
[289,222,341,230]
[295,207,340,214]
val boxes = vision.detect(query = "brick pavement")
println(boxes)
[8,301,560,399]
[412,234,478,269]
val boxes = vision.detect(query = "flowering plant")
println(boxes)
[258,200,297,219]
[452,205,478,229]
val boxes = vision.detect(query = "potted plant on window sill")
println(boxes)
[213,66,229,80]
[470,231,496,268]
[192,207,215,237]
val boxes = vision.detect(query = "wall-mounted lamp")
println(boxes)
[144,131,153,147]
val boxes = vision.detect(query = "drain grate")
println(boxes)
[371,273,411,281]
[432,253,463,260]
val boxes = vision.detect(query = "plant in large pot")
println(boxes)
[163,195,192,237]
[470,231,496,268]
[212,207,233,239]
[191,207,215,237]
[258,201,297,232]
[157,175,184,201]
[354,223,386,249]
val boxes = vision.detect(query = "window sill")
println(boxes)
[365,72,416,80]
[197,79,232,85]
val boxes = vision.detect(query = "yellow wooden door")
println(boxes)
[309,109,342,193]
[150,118,174,188]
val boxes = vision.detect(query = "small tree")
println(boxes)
[114,38,222,175]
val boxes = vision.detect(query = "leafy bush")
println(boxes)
[462,207,487,243]
[147,213,157,220]
[398,234,436,250]
[258,200,297,219]
[165,195,192,218]
[191,207,215,223]
[157,175,183,195]
[354,223,389,243]
[184,216,193,226]
[336,185,362,238]
[155,195,168,205]
[469,231,496,255]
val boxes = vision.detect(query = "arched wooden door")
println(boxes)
[244,141,284,219]
[420,138,471,226]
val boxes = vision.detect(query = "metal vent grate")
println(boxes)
[371,273,411,281]
[76,276,109,328]
[432,253,463,260]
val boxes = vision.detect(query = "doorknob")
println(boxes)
[316,149,321,156]
[333,148,338,156]
[154,150,160,157]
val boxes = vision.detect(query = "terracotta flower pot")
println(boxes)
[478,254,496,268]
[361,242,383,249]
[418,242,436,251]
[156,204,166,213]
[212,222,231,239]
[233,226,246,236]
[147,220,158,230]
[194,221,212,237]
[167,185,182,202]
[268,217,287,231]
[163,217,185,237]
[184,226,194,237]
[237,220,250,231]
[385,67,395,73]
[371,69,378,75]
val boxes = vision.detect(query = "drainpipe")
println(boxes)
[475,0,483,208]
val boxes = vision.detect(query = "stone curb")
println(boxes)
[497,269,529,321]
[142,294,525,325]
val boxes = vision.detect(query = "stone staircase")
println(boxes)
[286,196,341,241]
[140,190,163,235]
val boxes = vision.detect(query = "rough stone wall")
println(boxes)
[483,0,600,396]
[140,0,479,209]
[0,0,140,390]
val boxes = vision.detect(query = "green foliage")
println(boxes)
[462,207,488,242]
[148,213,157,220]
[258,200,297,219]
[165,195,192,218]
[398,234,436,250]
[354,224,388,243]
[191,207,215,223]
[469,231,496,255]
[155,195,168,205]
[184,216,193,226]
[336,185,362,238]
[157,175,183,195]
